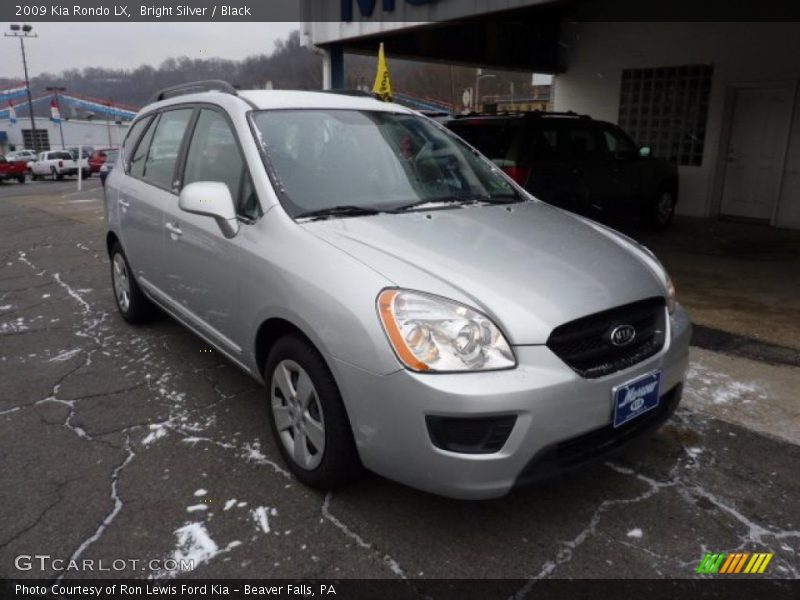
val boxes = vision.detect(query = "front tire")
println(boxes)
[110,242,154,324]
[264,335,362,490]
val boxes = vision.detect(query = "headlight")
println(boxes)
[377,289,515,372]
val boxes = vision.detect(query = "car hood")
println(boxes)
[302,201,668,345]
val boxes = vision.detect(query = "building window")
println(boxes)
[22,129,50,151]
[618,65,712,166]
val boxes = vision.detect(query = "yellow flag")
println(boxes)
[372,43,392,101]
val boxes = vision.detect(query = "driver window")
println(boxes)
[602,127,638,157]
[183,109,261,219]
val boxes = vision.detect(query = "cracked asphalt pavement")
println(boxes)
[1,179,799,588]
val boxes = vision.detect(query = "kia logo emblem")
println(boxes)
[610,324,636,346]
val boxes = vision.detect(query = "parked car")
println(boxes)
[67,146,95,160]
[5,149,37,164]
[105,82,690,499]
[446,111,679,230]
[98,148,118,187]
[0,154,28,183]
[29,151,90,181]
[89,148,116,174]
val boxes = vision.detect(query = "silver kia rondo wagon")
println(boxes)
[104,81,691,499]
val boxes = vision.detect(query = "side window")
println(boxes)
[122,116,152,171]
[129,114,159,179]
[142,108,194,190]
[602,126,638,157]
[520,125,560,163]
[183,109,261,219]
[564,125,604,162]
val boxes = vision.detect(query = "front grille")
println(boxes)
[515,384,682,487]
[546,297,667,378]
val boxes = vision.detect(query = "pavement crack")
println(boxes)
[0,480,72,550]
[57,434,136,581]
[321,492,406,579]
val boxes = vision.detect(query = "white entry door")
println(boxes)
[720,84,794,221]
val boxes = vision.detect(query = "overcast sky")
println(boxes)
[0,22,300,79]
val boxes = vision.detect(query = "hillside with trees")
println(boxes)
[1,29,537,116]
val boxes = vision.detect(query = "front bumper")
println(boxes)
[330,305,691,500]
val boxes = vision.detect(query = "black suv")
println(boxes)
[446,112,679,230]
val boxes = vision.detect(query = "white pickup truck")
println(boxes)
[29,151,90,181]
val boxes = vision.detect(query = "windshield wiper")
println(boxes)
[389,197,478,212]
[294,205,383,221]
[391,194,523,212]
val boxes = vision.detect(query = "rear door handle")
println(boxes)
[119,199,130,208]
[165,222,183,237]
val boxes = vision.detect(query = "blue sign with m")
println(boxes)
[341,0,436,22]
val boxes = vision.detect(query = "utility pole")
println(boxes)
[46,86,66,149]
[5,24,38,151]
[105,99,113,146]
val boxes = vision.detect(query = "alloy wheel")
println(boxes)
[271,359,326,470]
[112,253,131,312]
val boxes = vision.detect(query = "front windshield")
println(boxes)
[250,109,524,217]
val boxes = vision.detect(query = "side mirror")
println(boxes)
[178,181,239,238]
[639,146,651,158]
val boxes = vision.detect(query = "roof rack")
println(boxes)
[453,110,591,120]
[149,80,238,104]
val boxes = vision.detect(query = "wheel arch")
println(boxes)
[106,231,120,257]
[254,317,320,378]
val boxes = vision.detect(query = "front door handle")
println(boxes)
[165,222,183,237]
[119,199,130,208]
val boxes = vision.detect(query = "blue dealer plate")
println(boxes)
[612,370,662,428]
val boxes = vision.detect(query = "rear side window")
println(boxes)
[447,121,520,162]
[123,116,152,171]
[520,125,560,163]
[129,115,159,179]
[141,109,194,190]
[182,108,261,219]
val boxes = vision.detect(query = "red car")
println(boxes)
[88,148,117,174]
[0,154,28,183]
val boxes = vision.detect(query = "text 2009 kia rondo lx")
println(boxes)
[104,82,691,499]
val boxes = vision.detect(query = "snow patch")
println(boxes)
[224,499,237,511]
[251,506,275,534]
[686,363,767,406]
[194,489,208,497]
[186,504,208,513]
[626,528,643,539]
[48,348,83,363]
[141,424,168,446]
[1,317,28,334]
[172,522,218,568]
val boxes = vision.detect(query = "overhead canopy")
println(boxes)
[331,17,563,73]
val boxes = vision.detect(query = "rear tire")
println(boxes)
[16,174,25,184]
[109,242,154,324]
[646,187,676,231]
[264,334,363,490]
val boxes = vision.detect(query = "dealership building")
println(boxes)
[303,2,800,230]
[0,116,129,154]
